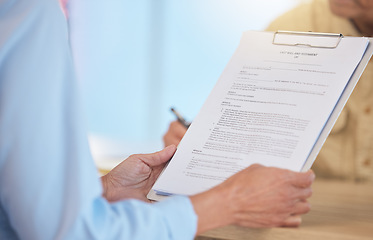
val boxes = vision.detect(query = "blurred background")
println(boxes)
[67,0,307,169]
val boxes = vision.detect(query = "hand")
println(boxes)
[190,164,315,234]
[163,121,187,147]
[101,145,177,202]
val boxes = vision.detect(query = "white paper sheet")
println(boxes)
[151,31,370,197]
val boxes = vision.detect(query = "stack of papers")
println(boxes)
[149,31,372,200]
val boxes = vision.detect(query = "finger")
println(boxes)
[281,215,302,227]
[293,186,313,200]
[291,200,311,215]
[290,170,315,188]
[164,136,182,147]
[170,121,188,137]
[247,163,264,170]
[135,145,177,168]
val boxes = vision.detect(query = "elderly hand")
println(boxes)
[191,164,315,234]
[163,121,187,147]
[101,145,177,202]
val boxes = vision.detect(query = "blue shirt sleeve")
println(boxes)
[0,0,197,239]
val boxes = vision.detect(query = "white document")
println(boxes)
[151,31,371,198]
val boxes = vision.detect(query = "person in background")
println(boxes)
[164,0,373,182]
[0,1,314,239]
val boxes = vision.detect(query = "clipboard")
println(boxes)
[271,30,373,172]
[148,31,373,201]
[293,33,373,171]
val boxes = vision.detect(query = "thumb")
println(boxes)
[282,215,302,227]
[136,145,177,168]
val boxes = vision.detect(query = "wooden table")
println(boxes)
[196,179,373,240]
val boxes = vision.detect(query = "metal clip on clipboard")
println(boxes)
[273,30,344,49]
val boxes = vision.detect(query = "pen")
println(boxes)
[170,107,191,128]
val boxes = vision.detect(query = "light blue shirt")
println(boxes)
[0,0,197,239]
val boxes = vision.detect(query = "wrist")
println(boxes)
[190,184,236,235]
[101,174,115,202]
